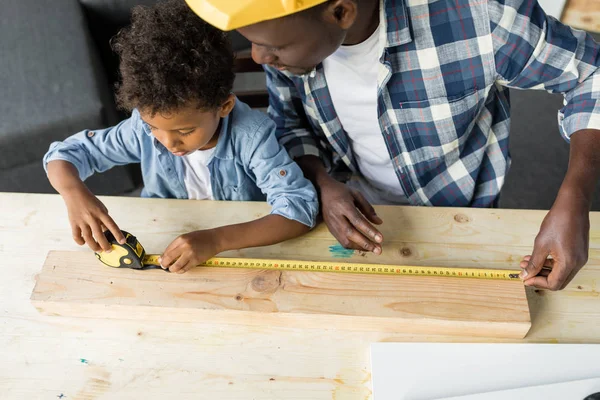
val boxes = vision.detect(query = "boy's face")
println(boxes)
[141,95,235,156]
[237,2,356,75]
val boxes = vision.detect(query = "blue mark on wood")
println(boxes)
[80,358,88,364]
[57,394,66,399]
[329,244,355,258]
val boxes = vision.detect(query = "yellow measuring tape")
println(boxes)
[144,254,521,281]
[95,231,520,281]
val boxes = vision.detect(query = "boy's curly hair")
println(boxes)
[112,0,234,115]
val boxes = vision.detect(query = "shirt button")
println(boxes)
[87,131,95,137]
[279,170,287,177]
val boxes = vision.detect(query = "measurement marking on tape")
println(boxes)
[205,257,520,280]
[142,255,520,280]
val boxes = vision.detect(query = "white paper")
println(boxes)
[538,0,568,19]
[370,343,600,400]
[438,378,600,400]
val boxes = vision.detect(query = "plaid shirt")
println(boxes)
[265,0,600,207]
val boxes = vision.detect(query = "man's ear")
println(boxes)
[218,94,236,118]
[321,0,357,30]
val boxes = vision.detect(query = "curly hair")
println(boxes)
[112,0,234,115]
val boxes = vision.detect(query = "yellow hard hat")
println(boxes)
[185,0,328,31]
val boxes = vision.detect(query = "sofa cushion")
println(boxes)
[0,0,118,172]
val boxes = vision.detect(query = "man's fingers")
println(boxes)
[523,275,550,288]
[345,207,383,245]
[335,219,382,255]
[81,226,101,252]
[352,190,383,225]
[520,246,548,280]
[520,256,554,270]
[525,261,571,291]
[101,215,125,244]
[344,221,382,254]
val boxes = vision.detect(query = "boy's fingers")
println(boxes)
[72,225,85,245]
[168,255,189,273]
[101,215,125,244]
[91,222,112,252]
[81,226,101,252]
[159,243,182,269]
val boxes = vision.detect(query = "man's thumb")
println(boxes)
[520,247,547,280]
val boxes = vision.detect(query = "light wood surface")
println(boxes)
[562,0,600,33]
[31,251,531,339]
[2,193,600,399]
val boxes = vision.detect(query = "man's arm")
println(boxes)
[264,66,384,253]
[489,0,600,289]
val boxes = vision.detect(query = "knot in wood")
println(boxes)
[251,271,282,293]
[454,213,470,223]
[400,247,412,257]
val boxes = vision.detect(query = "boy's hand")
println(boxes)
[63,188,125,252]
[159,230,222,274]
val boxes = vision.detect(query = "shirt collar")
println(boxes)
[301,0,412,79]
[212,110,234,160]
[382,0,412,48]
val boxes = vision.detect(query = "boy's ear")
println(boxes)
[322,0,357,30]
[218,94,236,118]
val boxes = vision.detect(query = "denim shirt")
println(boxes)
[43,100,319,227]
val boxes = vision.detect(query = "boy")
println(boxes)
[43,0,318,274]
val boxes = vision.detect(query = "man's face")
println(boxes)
[238,12,346,76]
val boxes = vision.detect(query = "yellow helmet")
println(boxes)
[185,0,328,31]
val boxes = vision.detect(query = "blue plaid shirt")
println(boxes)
[266,0,600,207]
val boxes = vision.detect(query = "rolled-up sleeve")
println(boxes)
[244,116,319,228]
[489,0,600,140]
[43,110,144,180]
[264,65,332,167]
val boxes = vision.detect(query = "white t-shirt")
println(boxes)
[322,20,408,205]
[181,147,216,200]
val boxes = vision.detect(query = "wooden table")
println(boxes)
[2,193,600,399]
[563,0,600,33]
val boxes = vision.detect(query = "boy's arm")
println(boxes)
[159,116,318,274]
[245,116,319,229]
[43,111,144,181]
[489,0,600,289]
[47,160,126,251]
[160,214,309,274]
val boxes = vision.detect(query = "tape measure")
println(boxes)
[95,231,521,281]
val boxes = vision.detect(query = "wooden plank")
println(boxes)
[31,251,531,339]
[562,0,600,33]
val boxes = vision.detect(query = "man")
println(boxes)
[187,0,600,290]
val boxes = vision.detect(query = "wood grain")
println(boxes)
[31,251,531,339]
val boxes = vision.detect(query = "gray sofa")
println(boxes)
[1,0,598,210]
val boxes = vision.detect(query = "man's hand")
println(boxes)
[64,187,125,252]
[159,230,222,274]
[520,190,590,290]
[320,177,384,253]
